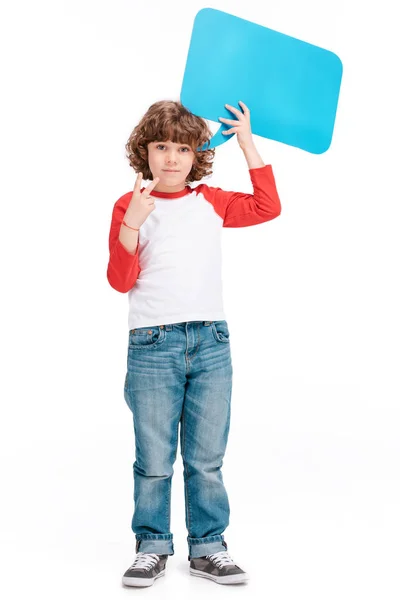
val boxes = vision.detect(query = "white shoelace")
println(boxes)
[130,552,160,571]
[205,551,236,569]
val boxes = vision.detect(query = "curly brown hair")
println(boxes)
[125,100,215,183]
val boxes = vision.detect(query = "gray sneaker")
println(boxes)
[190,550,249,584]
[122,552,168,587]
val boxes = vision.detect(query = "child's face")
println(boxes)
[147,140,195,191]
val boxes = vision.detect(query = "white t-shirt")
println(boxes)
[107,164,281,330]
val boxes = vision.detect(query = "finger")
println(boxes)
[222,128,237,135]
[134,172,143,191]
[219,117,240,125]
[238,101,250,113]
[145,176,160,193]
[225,104,242,117]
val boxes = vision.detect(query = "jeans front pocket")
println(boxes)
[128,325,166,349]
[211,320,230,344]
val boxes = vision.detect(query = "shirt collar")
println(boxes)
[143,185,192,199]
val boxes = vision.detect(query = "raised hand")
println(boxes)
[124,172,160,229]
[218,101,253,148]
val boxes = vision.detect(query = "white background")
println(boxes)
[1,0,399,598]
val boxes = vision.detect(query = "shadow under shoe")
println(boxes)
[122,553,169,587]
[190,550,249,584]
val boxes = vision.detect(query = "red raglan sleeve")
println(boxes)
[214,164,282,227]
[106,194,141,293]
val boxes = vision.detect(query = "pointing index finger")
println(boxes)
[134,172,143,192]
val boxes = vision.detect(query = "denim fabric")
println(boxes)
[124,320,233,560]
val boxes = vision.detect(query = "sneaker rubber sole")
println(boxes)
[189,567,249,584]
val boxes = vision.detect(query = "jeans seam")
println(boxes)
[182,411,192,534]
[165,476,170,525]
[166,417,179,527]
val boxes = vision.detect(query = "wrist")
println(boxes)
[122,220,140,231]
[122,211,140,230]
[239,138,256,151]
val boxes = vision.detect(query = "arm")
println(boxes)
[216,102,282,227]
[213,162,281,228]
[107,195,141,293]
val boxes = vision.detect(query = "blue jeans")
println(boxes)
[124,320,233,560]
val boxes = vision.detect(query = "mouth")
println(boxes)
[162,169,180,172]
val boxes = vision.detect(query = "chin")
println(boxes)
[161,173,186,183]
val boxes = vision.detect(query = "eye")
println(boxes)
[155,144,191,152]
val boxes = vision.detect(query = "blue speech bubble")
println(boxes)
[180,8,343,154]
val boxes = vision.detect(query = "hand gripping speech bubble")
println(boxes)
[180,8,343,154]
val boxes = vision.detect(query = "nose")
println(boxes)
[166,152,178,165]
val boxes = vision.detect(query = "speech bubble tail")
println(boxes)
[197,125,234,151]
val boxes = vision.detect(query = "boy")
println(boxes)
[107,100,281,586]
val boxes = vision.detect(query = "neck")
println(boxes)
[153,182,187,193]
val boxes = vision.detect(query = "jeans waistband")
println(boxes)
[163,321,213,331]
[130,321,222,334]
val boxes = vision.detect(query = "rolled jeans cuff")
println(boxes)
[187,534,228,559]
[136,533,174,555]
